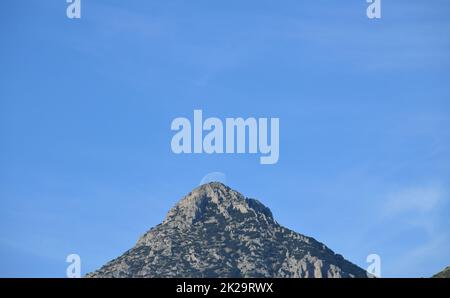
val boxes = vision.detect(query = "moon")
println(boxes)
[200,172,227,186]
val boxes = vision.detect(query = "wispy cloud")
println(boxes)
[383,185,444,216]
[377,184,449,276]
[389,233,450,277]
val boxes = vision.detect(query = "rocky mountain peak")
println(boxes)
[87,183,368,278]
[162,182,273,227]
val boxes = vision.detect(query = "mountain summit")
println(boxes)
[87,182,367,278]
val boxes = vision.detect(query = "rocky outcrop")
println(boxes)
[87,182,367,278]
[433,266,450,278]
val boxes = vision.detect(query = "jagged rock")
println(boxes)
[432,266,450,278]
[87,182,368,278]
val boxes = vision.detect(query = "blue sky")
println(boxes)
[1,0,449,277]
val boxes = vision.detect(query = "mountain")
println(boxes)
[432,266,450,278]
[87,182,368,278]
